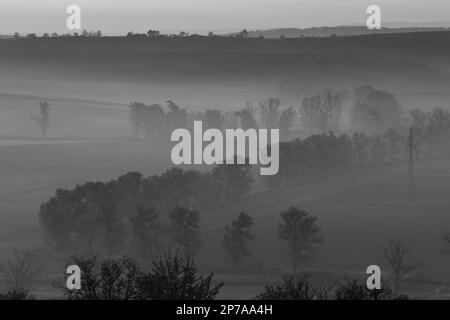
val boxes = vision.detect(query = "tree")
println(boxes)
[278,207,323,271]
[351,86,402,132]
[59,253,223,300]
[60,255,142,300]
[235,102,258,130]
[222,212,254,266]
[30,101,50,137]
[383,128,403,162]
[204,109,226,130]
[299,90,345,133]
[130,206,162,261]
[165,100,188,132]
[94,203,122,255]
[237,29,249,39]
[13,32,20,39]
[259,97,281,129]
[212,158,253,200]
[137,253,223,300]
[382,239,419,294]
[0,249,42,298]
[147,30,160,38]
[129,102,165,138]
[168,207,201,256]
[334,279,408,300]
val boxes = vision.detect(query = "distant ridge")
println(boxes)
[225,26,450,38]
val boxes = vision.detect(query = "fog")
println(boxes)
[1,31,450,300]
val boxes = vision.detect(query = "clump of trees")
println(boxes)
[278,207,323,272]
[38,166,253,254]
[59,253,223,300]
[299,89,346,133]
[351,85,402,132]
[30,101,50,137]
[222,212,254,266]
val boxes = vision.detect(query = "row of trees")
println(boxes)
[12,29,254,40]
[129,98,294,140]
[266,106,450,188]
[1,237,421,300]
[14,30,102,39]
[128,86,404,143]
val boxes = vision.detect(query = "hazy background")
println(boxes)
[1,0,450,34]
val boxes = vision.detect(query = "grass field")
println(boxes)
[0,140,449,299]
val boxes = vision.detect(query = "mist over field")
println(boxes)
[1,28,450,300]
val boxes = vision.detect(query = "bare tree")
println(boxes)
[259,97,281,129]
[0,249,42,295]
[382,239,418,294]
[299,90,345,133]
[30,101,50,137]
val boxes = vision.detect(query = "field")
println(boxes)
[1,33,450,299]
[0,140,449,299]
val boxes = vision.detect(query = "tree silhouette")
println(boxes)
[278,207,323,271]
[222,212,254,266]
[130,206,162,261]
[168,207,201,256]
[30,101,50,137]
[382,239,419,294]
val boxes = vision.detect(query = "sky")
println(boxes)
[0,0,449,35]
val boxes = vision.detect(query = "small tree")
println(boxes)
[0,249,42,298]
[222,212,254,266]
[382,239,418,294]
[278,207,323,272]
[30,101,50,137]
[168,207,201,256]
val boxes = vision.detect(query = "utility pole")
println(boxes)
[407,127,416,202]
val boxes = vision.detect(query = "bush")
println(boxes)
[137,253,223,300]
[334,279,409,300]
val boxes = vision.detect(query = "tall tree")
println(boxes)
[30,101,50,137]
[222,212,254,266]
[168,207,201,256]
[382,239,418,295]
[130,206,162,261]
[278,207,323,272]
